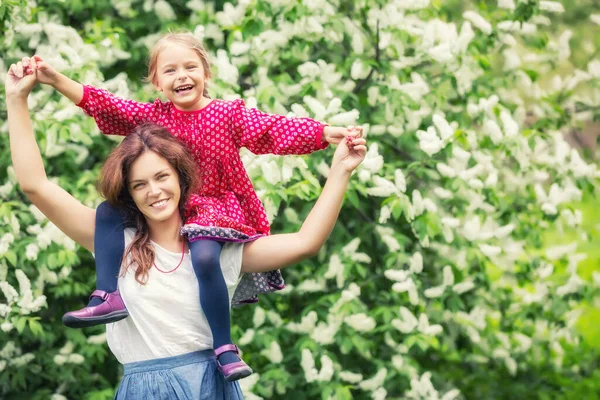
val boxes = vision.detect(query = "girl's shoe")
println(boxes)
[62,289,129,328]
[214,344,253,382]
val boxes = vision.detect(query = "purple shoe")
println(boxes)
[214,344,253,382]
[62,289,129,328]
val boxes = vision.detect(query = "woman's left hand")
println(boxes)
[331,135,367,173]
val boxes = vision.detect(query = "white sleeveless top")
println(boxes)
[106,228,244,364]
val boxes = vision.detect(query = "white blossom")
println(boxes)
[436,163,457,178]
[68,354,85,364]
[443,265,455,286]
[10,353,35,367]
[412,190,425,216]
[360,368,387,391]
[498,0,515,10]
[0,282,18,304]
[385,269,410,282]
[424,285,446,298]
[463,11,492,35]
[214,50,239,83]
[410,252,424,274]
[260,341,283,364]
[395,169,407,193]
[328,110,359,126]
[500,110,519,137]
[479,244,502,257]
[366,176,398,197]
[1,321,13,332]
[453,281,476,294]
[317,355,335,381]
[154,0,176,20]
[344,313,376,332]
[253,307,266,328]
[296,279,326,293]
[0,304,10,318]
[53,355,67,365]
[417,127,444,156]
[392,278,419,305]
[239,329,255,346]
[339,371,363,383]
[286,311,318,334]
[483,119,503,144]
[556,274,584,296]
[434,187,453,199]
[546,242,577,260]
[86,332,107,345]
[539,1,565,13]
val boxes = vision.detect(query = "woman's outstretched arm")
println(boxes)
[241,136,367,273]
[6,62,96,252]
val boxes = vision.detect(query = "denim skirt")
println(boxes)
[115,350,245,399]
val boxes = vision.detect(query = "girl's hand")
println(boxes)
[22,55,59,86]
[5,61,37,99]
[331,135,367,173]
[323,125,363,144]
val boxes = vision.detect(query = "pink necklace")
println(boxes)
[153,240,186,274]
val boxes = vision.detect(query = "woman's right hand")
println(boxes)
[24,55,59,86]
[5,61,37,99]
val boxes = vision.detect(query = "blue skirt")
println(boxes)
[115,350,245,399]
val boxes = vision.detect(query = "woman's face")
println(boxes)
[127,150,181,224]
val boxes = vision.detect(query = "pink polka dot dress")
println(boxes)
[77,85,328,305]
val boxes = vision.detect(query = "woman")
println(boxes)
[6,62,366,398]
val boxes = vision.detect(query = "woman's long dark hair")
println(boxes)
[98,124,199,284]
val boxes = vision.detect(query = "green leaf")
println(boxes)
[4,250,17,267]
[28,318,45,338]
[346,189,360,209]
[14,317,27,333]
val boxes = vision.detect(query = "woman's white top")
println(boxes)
[106,228,244,364]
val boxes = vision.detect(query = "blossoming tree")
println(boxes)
[0,0,599,398]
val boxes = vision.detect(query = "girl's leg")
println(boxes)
[62,201,128,327]
[189,240,241,366]
[88,201,125,306]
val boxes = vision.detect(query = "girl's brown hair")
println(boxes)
[145,32,212,97]
[99,124,200,284]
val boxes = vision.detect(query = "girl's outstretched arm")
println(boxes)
[20,56,83,104]
[241,137,367,273]
[23,55,158,136]
[6,63,96,252]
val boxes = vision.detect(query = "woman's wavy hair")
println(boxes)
[98,124,200,284]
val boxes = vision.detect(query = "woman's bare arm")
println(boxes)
[242,137,366,273]
[7,64,96,252]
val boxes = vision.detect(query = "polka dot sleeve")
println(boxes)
[230,99,328,155]
[76,85,159,136]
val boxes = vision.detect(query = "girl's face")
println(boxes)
[128,150,182,225]
[153,42,210,111]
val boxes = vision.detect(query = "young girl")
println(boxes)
[7,60,367,396]
[19,32,361,380]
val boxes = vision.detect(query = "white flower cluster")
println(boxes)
[0,341,35,372]
[392,307,443,336]
[405,371,460,399]
[0,269,47,329]
[417,114,457,156]
[53,341,85,365]
[301,349,334,382]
